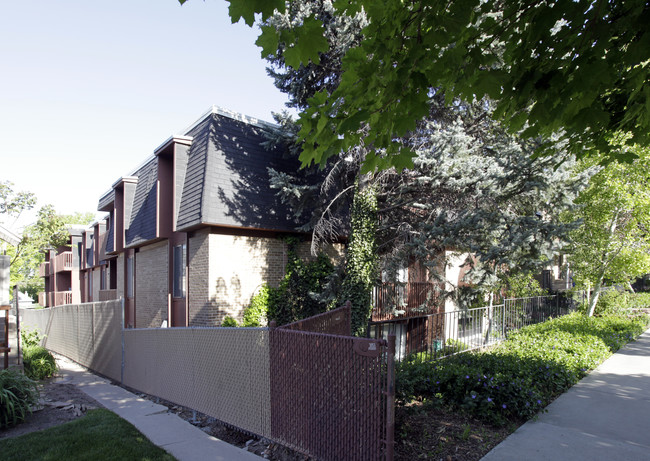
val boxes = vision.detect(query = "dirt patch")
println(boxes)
[135,392,310,461]
[0,379,101,440]
[395,401,515,461]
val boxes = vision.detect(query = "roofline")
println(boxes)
[111,175,139,189]
[0,224,21,247]
[179,105,279,136]
[154,135,194,156]
[98,106,281,211]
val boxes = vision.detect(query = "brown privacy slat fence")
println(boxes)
[270,329,390,460]
[21,300,395,460]
[271,302,394,460]
[278,301,352,336]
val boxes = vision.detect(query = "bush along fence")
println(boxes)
[20,301,396,461]
[368,292,583,362]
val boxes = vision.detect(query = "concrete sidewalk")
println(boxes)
[482,327,650,461]
[54,355,262,461]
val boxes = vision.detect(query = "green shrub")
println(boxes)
[242,285,271,327]
[23,346,58,381]
[267,240,336,326]
[396,312,648,425]
[221,316,239,327]
[406,339,470,363]
[628,292,650,310]
[0,369,40,428]
[591,290,630,316]
[499,271,548,299]
[21,328,42,349]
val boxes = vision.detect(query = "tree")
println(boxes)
[0,180,36,230]
[259,1,587,313]
[377,97,589,306]
[183,0,650,171]
[566,141,650,316]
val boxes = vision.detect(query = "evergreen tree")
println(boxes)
[378,98,589,305]
[261,1,587,313]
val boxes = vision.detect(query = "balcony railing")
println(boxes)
[371,282,442,321]
[52,251,73,273]
[47,291,73,307]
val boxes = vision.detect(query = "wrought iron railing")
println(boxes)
[369,293,575,362]
[371,282,442,321]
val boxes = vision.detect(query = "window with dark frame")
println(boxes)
[173,244,186,298]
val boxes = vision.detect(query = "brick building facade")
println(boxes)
[40,107,339,327]
[84,107,327,328]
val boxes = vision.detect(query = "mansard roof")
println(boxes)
[99,107,303,249]
[176,108,300,232]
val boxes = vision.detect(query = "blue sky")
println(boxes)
[0,0,292,231]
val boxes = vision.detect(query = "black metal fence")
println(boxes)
[369,293,578,362]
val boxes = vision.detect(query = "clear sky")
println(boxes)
[0,0,292,232]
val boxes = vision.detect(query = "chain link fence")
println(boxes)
[20,300,395,460]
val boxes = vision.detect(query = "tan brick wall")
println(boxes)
[135,241,169,328]
[116,254,125,299]
[188,229,211,326]
[187,232,346,327]
[295,240,345,265]
[187,233,287,326]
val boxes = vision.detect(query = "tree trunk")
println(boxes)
[587,282,604,317]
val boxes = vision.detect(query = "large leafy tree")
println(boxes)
[567,141,650,316]
[182,0,650,171]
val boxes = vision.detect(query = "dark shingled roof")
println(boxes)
[103,108,303,252]
[125,158,158,247]
[176,110,301,232]
[98,189,114,212]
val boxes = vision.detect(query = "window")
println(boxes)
[126,256,134,299]
[173,244,186,298]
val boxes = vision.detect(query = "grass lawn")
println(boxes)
[0,409,176,461]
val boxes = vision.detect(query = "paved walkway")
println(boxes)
[54,355,262,461]
[482,327,650,461]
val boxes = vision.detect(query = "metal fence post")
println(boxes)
[120,297,125,385]
[386,334,395,461]
[14,285,20,367]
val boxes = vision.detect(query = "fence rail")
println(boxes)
[369,293,576,362]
